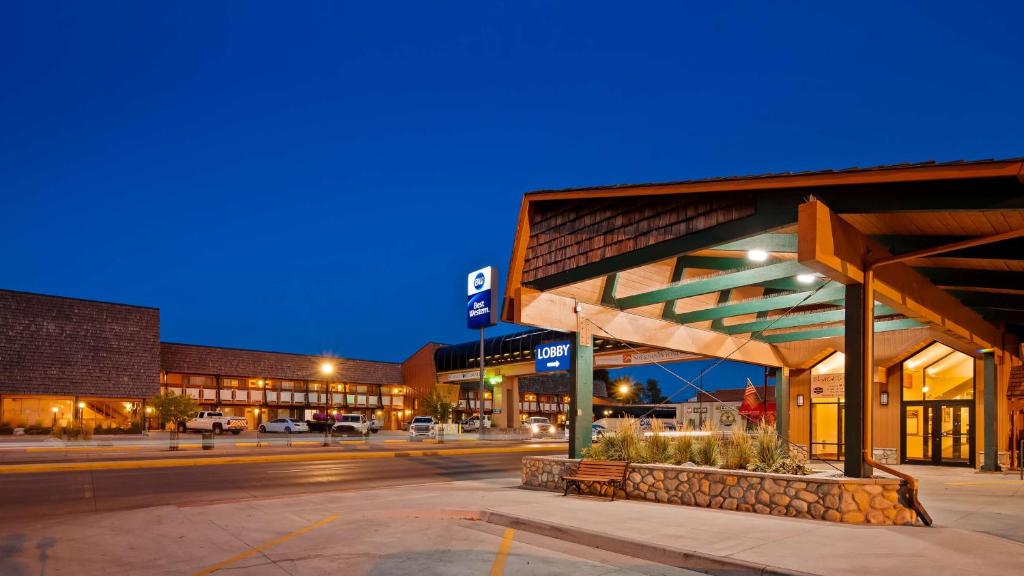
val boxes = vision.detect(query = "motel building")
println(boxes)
[0,289,433,433]
[501,158,1024,475]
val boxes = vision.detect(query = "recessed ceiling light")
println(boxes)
[796,273,817,284]
[747,249,768,262]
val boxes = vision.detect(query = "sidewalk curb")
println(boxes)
[480,510,819,576]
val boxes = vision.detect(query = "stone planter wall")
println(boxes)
[523,456,917,526]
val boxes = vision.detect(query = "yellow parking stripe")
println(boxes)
[192,513,338,575]
[489,527,516,576]
[0,444,564,474]
[25,445,147,453]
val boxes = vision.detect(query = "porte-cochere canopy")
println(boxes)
[503,158,1024,366]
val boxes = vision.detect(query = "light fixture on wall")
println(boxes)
[879,391,889,406]
[796,394,805,407]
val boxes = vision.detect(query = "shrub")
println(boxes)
[747,422,809,475]
[691,423,722,467]
[0,423,14,435]
[722,426,754,470]
[669,432,694,465]
[642,420,672,464]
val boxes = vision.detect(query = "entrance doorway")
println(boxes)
[902,401,974,466]
[900,343,975,467]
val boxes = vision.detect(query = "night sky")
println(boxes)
[2,2,1022,400]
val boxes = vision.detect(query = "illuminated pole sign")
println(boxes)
[467,266,498,329]
[467,266,498,440]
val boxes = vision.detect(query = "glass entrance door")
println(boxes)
[902,401,974,466]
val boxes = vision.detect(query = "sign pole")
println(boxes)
[479,327,486,440]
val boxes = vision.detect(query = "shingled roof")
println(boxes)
[160,342,402,385]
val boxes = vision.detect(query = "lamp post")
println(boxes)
[77,401,86,435]
[320,362,334,447]
[51,406,59,428]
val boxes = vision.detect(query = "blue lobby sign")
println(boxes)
[467,266,498,329]
[535,341,571,373]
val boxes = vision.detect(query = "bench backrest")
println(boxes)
[576,459,629,478]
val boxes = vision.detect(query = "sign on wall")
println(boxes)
[467,266,498,329]
[594,349,701,367]
[811,373,845,398]
[535,341,572,373]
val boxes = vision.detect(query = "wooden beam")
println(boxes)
[722,304,897,335]
[616,261,806,309]
[713,233,797,253]
[759,319,924,344]
[514,287,783,367]
[797,200,1003,349]
[675,285,846,323]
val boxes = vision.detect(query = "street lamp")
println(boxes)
[320,362,334,446]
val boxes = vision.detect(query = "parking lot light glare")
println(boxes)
[320,362,334,375]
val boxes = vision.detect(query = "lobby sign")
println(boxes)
[535,341,572,373]
[811,373,845,398]
[467,266,498,329]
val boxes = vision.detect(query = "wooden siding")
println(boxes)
[522,192,756,284]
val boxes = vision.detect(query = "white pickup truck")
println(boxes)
[182,411,247,435]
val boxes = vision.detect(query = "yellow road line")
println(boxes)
[192,513,338,576]
[25,445,147,453]
[0,444,564,474]
[489,527,516,576]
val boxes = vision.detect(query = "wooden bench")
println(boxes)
[561,460,630,501]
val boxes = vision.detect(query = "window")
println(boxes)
[902,343,974,401]
[810,352,845,461]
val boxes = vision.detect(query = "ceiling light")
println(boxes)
[796,273,817,284]
[747,249,769,262]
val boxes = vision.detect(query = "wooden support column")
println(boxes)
[982,351,998,471]
[844,283,872,478]
[507,376,520,429]
[569,331,594,459]
[773,367,790,442]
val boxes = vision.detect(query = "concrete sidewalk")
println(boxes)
[2,467,1021,575]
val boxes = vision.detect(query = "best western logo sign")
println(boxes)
[467,266,497,329]
[535,341,571,373]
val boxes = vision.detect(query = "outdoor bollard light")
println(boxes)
[51,406,58,427]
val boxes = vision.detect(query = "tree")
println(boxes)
[643,378,668,404]
[149,390,199,430]
[422,387,455,423]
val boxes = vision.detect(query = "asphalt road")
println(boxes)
[0,450,534,520]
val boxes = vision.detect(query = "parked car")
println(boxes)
[523,416,557,437]
[258,418,309,434]
[409,415,437,438]
[563,422,606,441]
[461,415,491,432]
[181,411,247,435]
[332,413,370,436]
[368,418,382,433]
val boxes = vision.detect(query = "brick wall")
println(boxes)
[401,342,442,404]
[161,342,402,385]
[0,290,160,398]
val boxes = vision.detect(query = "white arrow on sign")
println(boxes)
[546,361,560,368]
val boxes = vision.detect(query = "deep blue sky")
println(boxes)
[2,2,1022,399]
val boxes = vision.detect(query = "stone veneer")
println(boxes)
[522,456,917,526]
